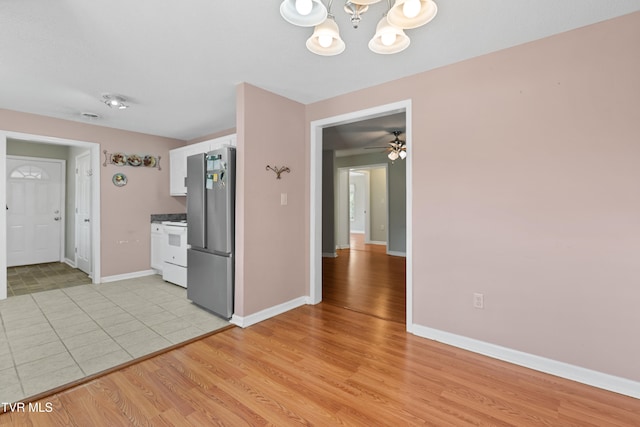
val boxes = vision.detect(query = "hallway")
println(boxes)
[322,234,406,322]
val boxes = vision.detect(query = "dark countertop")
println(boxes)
[151,213,187,223]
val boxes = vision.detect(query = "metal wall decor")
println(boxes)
[265,165,291,179]
[103,150,161,170]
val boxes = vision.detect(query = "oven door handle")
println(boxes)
[163,225,188,234]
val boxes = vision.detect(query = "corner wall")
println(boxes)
[235,83,307,317]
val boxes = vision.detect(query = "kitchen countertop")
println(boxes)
[151,213,187,223]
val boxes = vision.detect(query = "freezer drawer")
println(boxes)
[187,249,233,319]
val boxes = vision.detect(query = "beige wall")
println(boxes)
[0,109,186,277]
[306,12,640,382]
[235,83,306,316]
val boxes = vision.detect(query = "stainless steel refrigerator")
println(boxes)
[186,147,235,319]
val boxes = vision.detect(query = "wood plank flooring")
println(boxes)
[322,234,406,322]
[2,303,639,426]
[3,243,639,425]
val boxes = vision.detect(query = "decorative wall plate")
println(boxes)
[112,172,127,187]
[111,152,127,166]
[127,154,142,166]
[143,155,156,167]
[103,150,161,170]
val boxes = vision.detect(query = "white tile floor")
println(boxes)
[0,275,230,403]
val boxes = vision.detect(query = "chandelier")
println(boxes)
[280,0,438,55]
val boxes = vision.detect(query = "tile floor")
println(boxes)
[0,274,230,404]
[6,262,92,297]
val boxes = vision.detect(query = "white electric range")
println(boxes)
[161,220,187,287]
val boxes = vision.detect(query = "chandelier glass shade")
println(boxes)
[280,0,328,27]
[280,0,437,55]
[368,15,410,54]
[387,0,437,29]
[306,16,346,56]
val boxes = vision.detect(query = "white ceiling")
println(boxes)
[1,1,638,141]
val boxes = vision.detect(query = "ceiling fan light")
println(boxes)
[102,94,129,110]
[280,0,327,27]
[399,149,407,159]
[369,16,410,54]
[388,150,400,161]
[306,17,346,56]
[387,0,437,29]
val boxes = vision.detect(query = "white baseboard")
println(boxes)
[230,296,309,328]
[101,269,157,283]
[336,244,350,250]
[412,324,640,400]
[387,250,406,257]
[365,240,386,246]
[322,252,337,258]
[64,258,76,268]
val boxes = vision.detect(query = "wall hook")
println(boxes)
[265,165,291,179]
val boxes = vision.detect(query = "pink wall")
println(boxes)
[235,83,306,316]
[0,109,186,276]
[306,12,640,382]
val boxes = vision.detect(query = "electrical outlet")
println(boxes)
[473,293,484,309]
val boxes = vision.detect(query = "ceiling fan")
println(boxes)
[366,130,406,161]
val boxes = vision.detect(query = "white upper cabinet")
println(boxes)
[169,134,236,196]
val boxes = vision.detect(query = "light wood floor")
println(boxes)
[2,303,639,426]
[3,243,639,425]
[323,233,406,322]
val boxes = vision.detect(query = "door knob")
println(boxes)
[84,219,91,222]
[54,217,61,221]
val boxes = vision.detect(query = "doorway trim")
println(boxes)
[1,130,101,300]
[74,150,92,275]
[309,99,413,331]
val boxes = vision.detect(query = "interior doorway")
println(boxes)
[0,131,102,300]
[6,156,65,267]
[336,166,390,251]
[310,100,412,329]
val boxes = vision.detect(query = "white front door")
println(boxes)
[75,151,92,275]
[6,157,64,267]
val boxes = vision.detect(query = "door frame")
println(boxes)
[309,99,413,331]
[74,150,92,275]
[6,155,66,266]
[349,164,389,247]
[1,131,101,300]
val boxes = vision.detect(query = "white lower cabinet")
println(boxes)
[150,223,164,273]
